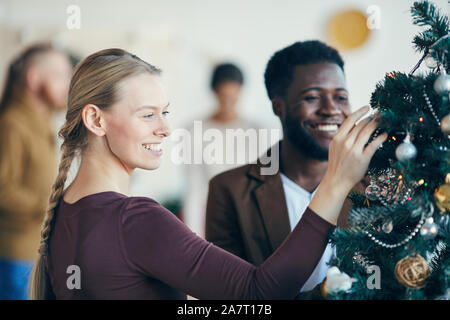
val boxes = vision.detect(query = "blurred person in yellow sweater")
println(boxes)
[0,43,72,299]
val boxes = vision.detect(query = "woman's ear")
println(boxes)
[82,104,106,136]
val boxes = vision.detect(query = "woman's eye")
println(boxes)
[163,111,170,116]
[143,114,153,119]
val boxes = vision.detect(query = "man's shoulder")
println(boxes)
[209,163,255,187]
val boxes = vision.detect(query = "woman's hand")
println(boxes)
[309,106,387,225]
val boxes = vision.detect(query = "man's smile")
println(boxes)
[304,120,342,137]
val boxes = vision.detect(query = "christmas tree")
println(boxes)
[327,1,450,300]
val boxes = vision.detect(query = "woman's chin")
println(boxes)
[138,161,161,171]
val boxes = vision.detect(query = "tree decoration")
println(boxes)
[441,113,450,134]
[382,220,394,233]
[394,254,431,289]
[434,180,450,213]
[320,267,357,298]
[327,1,449,300]
[395,134,418,162]
[433,73,450,96]
[420,217,439,239]
[424,53,438,68]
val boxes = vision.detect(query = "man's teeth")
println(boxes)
[143,144,161,151]
[316,124,339,132]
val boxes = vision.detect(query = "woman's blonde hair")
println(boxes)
[28,48,161,299]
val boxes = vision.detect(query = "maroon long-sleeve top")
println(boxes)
[46,191,334,299]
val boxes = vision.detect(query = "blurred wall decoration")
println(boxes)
[326,9,371,50]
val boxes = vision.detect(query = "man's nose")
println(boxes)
[319,96,342,115]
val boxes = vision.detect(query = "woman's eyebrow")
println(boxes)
[135,102,170,111]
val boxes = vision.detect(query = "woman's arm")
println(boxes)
[120,106,387,299]
[121,198,333,299]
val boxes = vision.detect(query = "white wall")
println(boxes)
[0,0,447,202]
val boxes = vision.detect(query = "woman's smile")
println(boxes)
[142,143,163,156]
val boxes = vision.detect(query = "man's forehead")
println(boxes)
[291,63,346,88]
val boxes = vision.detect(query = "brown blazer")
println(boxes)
[205,141,365,267]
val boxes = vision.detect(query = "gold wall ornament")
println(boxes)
[326,9,371,51]
[394,254,431,289]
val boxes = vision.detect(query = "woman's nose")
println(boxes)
[154,119,171,138]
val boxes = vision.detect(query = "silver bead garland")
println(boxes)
[362,203,434,249]
[423,89,441,126]
[363,218,424,248]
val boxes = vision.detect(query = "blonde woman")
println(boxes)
[29,48,386,300]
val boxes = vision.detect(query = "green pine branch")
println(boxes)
[410,1,450,73]
[411,1,449,38]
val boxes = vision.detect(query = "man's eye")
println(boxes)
[337,96,348,101]
[163,111,170,116]
[304,96,319,101]
[143,114,153,118]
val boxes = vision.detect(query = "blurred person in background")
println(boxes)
[0,43,72,299]
[182,63,261,238]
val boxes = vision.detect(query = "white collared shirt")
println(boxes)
[280,173,335,292]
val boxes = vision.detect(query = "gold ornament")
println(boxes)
[434,182,450,213]
[441,114,450,134]
[395,254,430,289]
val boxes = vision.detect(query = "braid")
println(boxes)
[39,141,76,247]
[29,136,76,300]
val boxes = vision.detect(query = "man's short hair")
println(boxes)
[264,40,344,100]
[211,63,244,90]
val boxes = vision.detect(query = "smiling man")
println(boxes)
[205,40,364,297]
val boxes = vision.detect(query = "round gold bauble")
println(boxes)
[434,183,450,213]
[394,254,430,289]
[441,114,450,134]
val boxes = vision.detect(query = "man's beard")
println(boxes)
[284,113,329,161]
